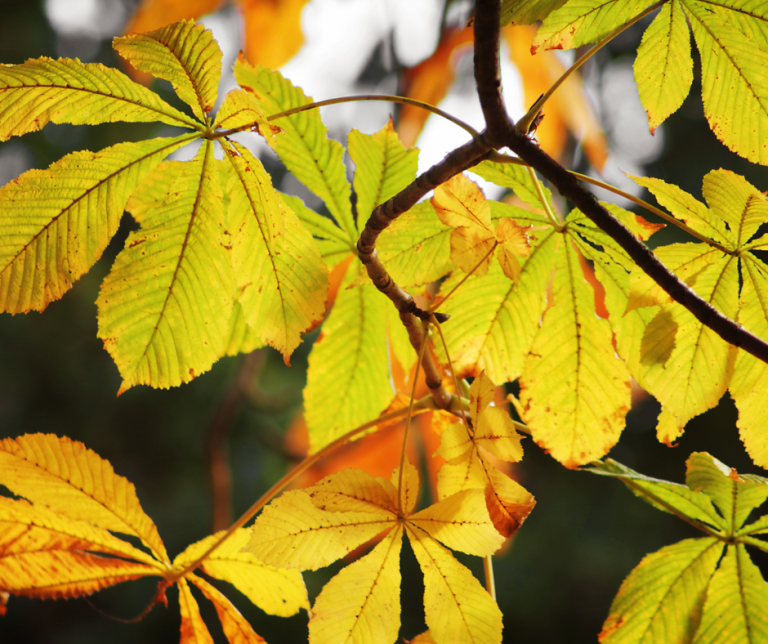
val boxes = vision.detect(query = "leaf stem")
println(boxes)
[214,94,479,139]
[483,555,497,601]
[431,314,471,433]
[430,241,498,315]
[398,320,431,515]
[515,0,667,135]
[172,397,437,581]
[526,166,561,230]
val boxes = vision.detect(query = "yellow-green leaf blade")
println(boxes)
[234,58,356,244]
[533,0,649,53]
[97,141,235,393]
[213,88,279,146]
[599,537,724,644]
[0,57,199,140]
[0,134,193,313]
[244,490,395,571]
[520,236,632,467]
[348,117,419,227]
[407,524,503,644]
[693,544,768,643]
[701,169,768,247]
[686,0,768,165]
[174,528,308,617]
[634,0,694,133]
[0,433,168,561]
[469,161,553,212]
[500,0,569,25]
[409,489,505,556]
[309,526,403,644]
[303,264,392,452]
[114,19,221,121]
[225,141,328,362]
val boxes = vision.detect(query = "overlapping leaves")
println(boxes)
[589,452,768,644]
[0,434,308,643]
[530,0,768,165]
[245,459,506,644]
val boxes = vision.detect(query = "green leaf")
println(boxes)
[222,299,265,357]
[348,117,419,227]
[693,544,768,643]
[281,193,351,270]
[634,1,694,133]
[113,19,221,122]
[500,0,569,25]
[0,134,193,313]
[97,140,235,393]
[520,229,632,467]
[599,538,724,644]
[533,0,649,53]
[303,262,393,452]
[435,224,555,383]
[685,0,768,165]
[224,140,328,362]
[469,160,552,212]
[686,452,768,531]
[234,57,356,245]
[0,57,199,140]
[587,459,726,529]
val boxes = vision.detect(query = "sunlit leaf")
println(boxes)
[599,538,724,644]
[0,433,168,560]
[0,135,193,313]
[124,0,221,37]
[178,577,215,644]
[500,0,568,25]
[113,19,222,120]
[97,141,235,393]
[0,57,198,141]
[213,89,281,146]
[693,544,768,643]
[238,0,310,69]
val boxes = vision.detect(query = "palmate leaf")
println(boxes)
[234,56,357,246]
[246,463,503,644]
[113,19,222,121]
[0,134,193,313]
[97,141,235,393]
[303,262,392,453]
[0,57,199,141]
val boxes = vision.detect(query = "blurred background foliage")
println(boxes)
[0,0,767,642]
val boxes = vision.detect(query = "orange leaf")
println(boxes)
[237,0,310,69]
[178,577,215,644]
[398,27,474,148]
[190,574,267,644]
[504,25,608,170]
[125,0,223,36]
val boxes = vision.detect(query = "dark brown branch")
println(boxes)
[471,0,768,366]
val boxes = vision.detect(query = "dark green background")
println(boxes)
[0,1,766,642]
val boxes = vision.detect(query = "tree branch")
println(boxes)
[472,0,768,366]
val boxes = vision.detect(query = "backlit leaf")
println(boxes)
[634,1,694,133]
[124,0,221,36]
[224,140,328,362]
[0,57,199,140]
[469,160,552,211]
[500,0,569,25]
[303,263,392,452]
[693,544,768,644]
[178,577,215,644]
[213,89,280,146]
[234,58,357,244]
[407,524,503,644]
[238,0,310,70]
[0,433,168,560]
[599,538,724,644]
[113,19,221,121]
[174,528,308,616]
[282,193,351,269]
[308,526,403,644]
[0,134,193,313]
[97,141,235,393]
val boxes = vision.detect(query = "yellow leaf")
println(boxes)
[432,174,496,276]
[0,433,167,561]
[0,57,198,140]
[436,423,474,463]
[0,498,161,599]
[520,238,632,467]
[214,89,281,146]
[483,468,536,538]
[224,140,328,361]
[97,141,235,393]
[494,218,531,282]
[437,449,487,500]
[114,19,221,120]
[474,406,524,463]
[189,573,267,644]
[0,135,193,313]
[178,577,215,644]
[410,489,504,556]
[237,0,310,70]
[244,490,395,570]
[702,169,768,247]
[406,524,503,644]
[309,526,403,644]
[389,458,420,516]
[174,528,308,617]
[306,468,398,514]
[222,298,266,357]
[126,160,187,223]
